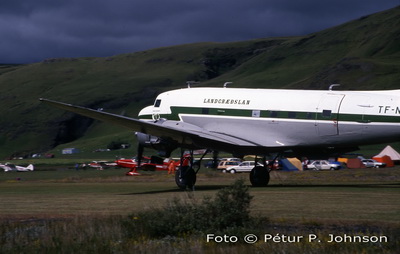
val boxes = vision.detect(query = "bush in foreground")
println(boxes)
[125,179,256,237]
[1,179,399,253]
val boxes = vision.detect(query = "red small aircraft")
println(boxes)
[116,156,178,175]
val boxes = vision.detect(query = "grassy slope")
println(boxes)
[0,7,399,158]
[211,7,400,89]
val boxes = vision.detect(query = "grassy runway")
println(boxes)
[1,165,399,253]
[0,166,399,222]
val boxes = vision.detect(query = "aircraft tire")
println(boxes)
[175,166,197,190]
[249,166,269,187]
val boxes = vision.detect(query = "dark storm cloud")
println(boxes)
[0,0,398,63]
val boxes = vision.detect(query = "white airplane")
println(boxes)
[0,163,34,172]
[40,84,400,188]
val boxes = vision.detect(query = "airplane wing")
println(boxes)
[39,99,261,152]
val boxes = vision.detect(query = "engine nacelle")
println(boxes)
[135,132,177,157]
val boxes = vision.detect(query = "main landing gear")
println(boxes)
[174,151,272,189]
[249,156,271,187]
[175,165,197,190]
[175,149,197,190]
[175,149,212,190]
[249,166,270,187]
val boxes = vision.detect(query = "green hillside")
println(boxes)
[0,6,399,158]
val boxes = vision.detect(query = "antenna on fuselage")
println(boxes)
[186,81,200,88]
[329,84,340,91]
[223,82,232,88]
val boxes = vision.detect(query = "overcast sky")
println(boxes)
[1,0,398,64]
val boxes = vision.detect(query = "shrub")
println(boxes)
[125,179,254,238]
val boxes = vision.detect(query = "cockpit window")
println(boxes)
[154,99,161,107]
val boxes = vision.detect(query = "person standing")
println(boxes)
[168,160,176,174]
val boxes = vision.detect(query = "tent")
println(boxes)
[374,145,400,162]
[346,158,366,169]
[372,155,394,167]
[281,158,302,171]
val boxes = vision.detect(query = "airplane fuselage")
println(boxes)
[139,87,400,152]
[39,87,400,187]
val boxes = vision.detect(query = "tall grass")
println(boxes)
[0,180,398,253]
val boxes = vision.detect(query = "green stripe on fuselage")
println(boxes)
[140,106,400,123]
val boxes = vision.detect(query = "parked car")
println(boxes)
[202,159,221,169]
[218,160,241,171]
[224,161,262,173]
[306,160,341,170]
[221,158,242,162]
[361,159,386,168]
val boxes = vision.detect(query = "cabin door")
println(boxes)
[354,95,372,134]
[315,94,345,136]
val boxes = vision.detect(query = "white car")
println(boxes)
[217,160,241,170]
[306,160,340,170]
[224,161,262,173]
[361,159,386,168]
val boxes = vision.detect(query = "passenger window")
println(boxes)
[202,108,209,114]
[154,99,161,108]
[270,111,278,117]
[288,112,296,118]
[306,112,314,119]
[322,110,332,118]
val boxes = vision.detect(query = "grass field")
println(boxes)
[0,164,399,253]
[1,166,399,220]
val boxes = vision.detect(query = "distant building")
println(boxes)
[62,148,80,154]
